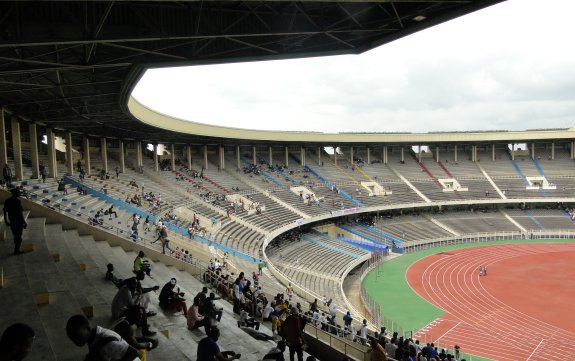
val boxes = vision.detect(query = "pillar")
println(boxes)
[46,128,57,178]
[334,146,337,165]
[101,137,108,173]
[401,147,404,163]
[511,144,515,161]
[152,144,158,172]
[551,142,555,160]
[219,145,225,169]
[454,145,458,163]
[187,145,193,170]
[65,131,73,176]
[531,143,535,159]
[0,109,7,172]
[418,145,422,162]
[203,144,208,169]
[571,142,574,159]
[435,146,439,163]
[136,141,142,168]
[119,140,125,173]
[11,118,23,180]
[492,144,496,161]
[29,123,39,179]
[285,146,289,167]
[383,146,388,164]
[252,146,256,165]
[84,136,91,175]
[300,147,305,167]
[236,145,241,170]
[171,144,176,171]
[367,147,371,165]
[350,146,354,164]
[318,146,322,165]
[268,146,273,166]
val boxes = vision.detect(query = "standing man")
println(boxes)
[4,188,28,255]
[283,307,304,361]
[3,164,13,187]
[258,259,264,276]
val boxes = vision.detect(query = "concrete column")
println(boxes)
[187,145,193,170]
[418,145,422,162]
[531,143,535,159]
[171,144,176,171]
[10,118,23,180]
[219,145,225,170]
[203,145,208,169]
[153,144,159,172]
[350,146,354,164]
[334,146,337,165]
[401,147,404,163]
[29,123,39,179]
[435,146,439,163]
[571,142,574,159]
[300,147,305,167]
[318,147,322,165]
[101,137,108,173]
[551,142,555,160]
[285,146,289,167]
[268,146,273,166]
[236,145,241,170]
[492,144,496,161]
[0,109,7,172]
[46,128,57,178]
[252,146,257,165]
[136,141,142,168]
[119,140,125,173]
[511,144,515,161]
[383,146,388,164]
[367,147,371,165]
[83,136,91,175]
[65,131,73,176]
[454,145,458,163]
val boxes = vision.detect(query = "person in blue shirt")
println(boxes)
[197,327,241,361]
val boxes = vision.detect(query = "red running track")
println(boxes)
[406,243,575,361]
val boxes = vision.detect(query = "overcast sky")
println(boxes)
[132,0,575,134]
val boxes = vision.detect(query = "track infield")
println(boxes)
[362,239,575,361]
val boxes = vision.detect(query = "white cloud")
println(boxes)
[132,0,575,133]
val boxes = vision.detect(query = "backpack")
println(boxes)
[85,336,141,361]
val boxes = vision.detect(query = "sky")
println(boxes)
[132,0,575,134]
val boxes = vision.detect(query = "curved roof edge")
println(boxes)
[128,96,575,144]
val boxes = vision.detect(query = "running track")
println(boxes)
[406,243,575,361]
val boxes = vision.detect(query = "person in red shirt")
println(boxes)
[282,307,304,361]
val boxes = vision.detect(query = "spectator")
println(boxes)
[197,327,241,361]
[66,314,141,361]
[133,251,145,274]
[238,306,260,331]
[110,278,156,336]
[202,292,223,323]
[187,295,208,332]
[283,307,304,361]
[369,339,387,361]
[113,319,158,353]
[105,263,123,288]
[263,340,286,361]
[3,164,13,186]
[3,187,28,255]
[159,278,188,315]
[0,323,35,361]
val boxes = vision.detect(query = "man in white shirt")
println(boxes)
[66,314,140,361]
[359,319,368,345]
[263,302,274,321]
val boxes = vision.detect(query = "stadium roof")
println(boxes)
[0,0,510,144]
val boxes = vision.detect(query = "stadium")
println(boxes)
[0,1,574,361]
